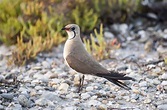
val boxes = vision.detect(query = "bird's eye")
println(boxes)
[71,27,75,31]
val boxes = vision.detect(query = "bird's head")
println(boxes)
[62,24,80,40]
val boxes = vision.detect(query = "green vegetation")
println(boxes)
[84,24,109,61]
[0,0,141,65]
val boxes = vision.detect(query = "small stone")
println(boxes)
[104,31,114,39]
[35,86,43,90]
[30,90,37,96]
[151,67,162,75]
[143,98,152,104]
[32,66,42,70]
[86,86,94,91]
[64,106,77,110]
[66,92,79,99]
[18,94,31,107]
[157,104,167,110]
[1,93,14,100]
[131,99,137,103]
[58,83,69,92]
[131,94,139,100]
[161,73,167,80]
[6,103,22,110]
[98,104,107,110]
[90,95,98,100]
[88,100,101,106]
[153,78,161,85]
[81,93,90,100]
[139,81,147,87]
[123,96,130,101]
[0,105,4,109]
[0,75,5,82]
[132,89,140,94]
[161,81,167,86]
[41,91,62,101]
[138,30,149,42]
[35,98,54,106]
[73,74,80,86]
[42,61,50,69]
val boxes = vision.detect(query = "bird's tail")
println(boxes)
[96,71,135,90]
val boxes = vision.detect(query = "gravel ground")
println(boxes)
[0,23,167,110]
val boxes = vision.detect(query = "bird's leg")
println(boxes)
[77,75,85,93]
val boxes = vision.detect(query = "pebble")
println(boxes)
[58,83,69,93]
[18,94,31,107]
[139,81,148,87]
[143,98,152,104]
[88,100,102,106]
[157,104,167,110]
[0,75,5,82]
[104,31,114,39]
[73,74,80,86]
[138,30,149,42]
[41,91,62,102]
[64,106,77,110]
[161,81,167,86]
[1,93,14,100]
[0,105,4,109]
[35,98,54,106]
[98,104,107,110]
[6,103,22,110]
[86,86,94,91]
[81,93,91,100]
[160,73,167,79]
[42,61,51,69]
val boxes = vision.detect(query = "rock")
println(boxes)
[58,83,69,92]
[139,81,148,87]
[0,75,5,82]
[143,98,152,104]
[120,24,128,34]
[6,103,22,110]
[0,104,4,110]
[18,94,31,107]
[157,104,167,110]
[81,93,91,100]
[32,66,42,70]
[88,100,101,106]
[104,31,114,39]
[161,73,167,80]
[1,93,14,100]
[86,86,94,92]
[41,91,63,102]
[73,74,80,86]
[64,106,77,110]
[30,90,37,96]
[161,81,167,86]
[66,92,79,99]
[138,30,149,42]
[153,78,161,85]
[42,61,50,69]
[35,98,54,106]
[98,104,107,110]
[131,94,139,100]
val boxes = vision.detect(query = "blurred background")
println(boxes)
[0,0,167,65]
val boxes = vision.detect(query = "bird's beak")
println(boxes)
[61,27,70,31]
[61,27,66,30]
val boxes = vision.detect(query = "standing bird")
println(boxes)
[62,24,134,92]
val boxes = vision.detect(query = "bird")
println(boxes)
[62,24,135,92]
